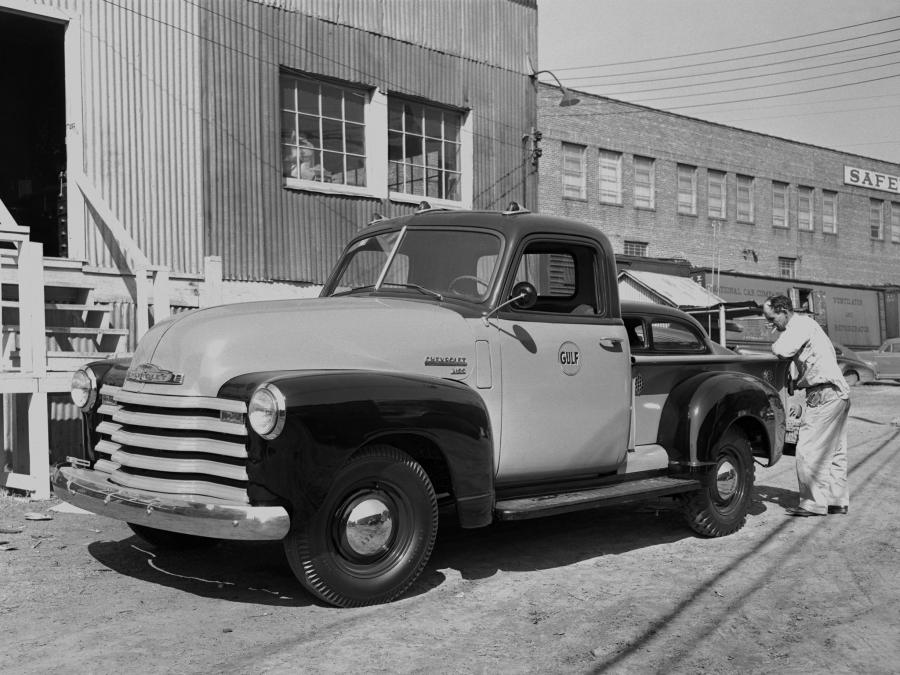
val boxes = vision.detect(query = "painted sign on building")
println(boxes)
[844,166,900,195]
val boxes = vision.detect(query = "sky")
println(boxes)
[538,0,900,164]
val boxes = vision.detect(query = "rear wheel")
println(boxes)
[283,445,438,607]
[844,371,859,386]
[128,523,218,550]
[682,429,754,537]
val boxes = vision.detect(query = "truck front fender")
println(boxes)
[219,370,494,528]
[658,372,785,467]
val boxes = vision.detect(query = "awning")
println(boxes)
[618,270,725,308]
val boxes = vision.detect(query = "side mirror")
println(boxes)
[510,281,537,310]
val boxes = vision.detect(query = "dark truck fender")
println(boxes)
[658,371,786,468]
[218,370,495,529]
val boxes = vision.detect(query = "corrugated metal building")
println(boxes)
[2,0,538,285]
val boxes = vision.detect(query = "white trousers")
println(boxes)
[796,396,851,514]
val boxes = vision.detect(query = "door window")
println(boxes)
[508,241,604,316]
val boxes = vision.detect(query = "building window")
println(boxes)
[281,73,368,186]
[599,150,622,204]
[677,164,697,215]
[823,190,837,234]
[634,156,655,209]
[798,186,813,231]
[772,182,788,228]
[891,202,900,243]
[562,143,586,200]
[778,257,796,279]
[388,97,462,201]
[737,175,754,222]
[870,199,884,240]
[623,240,648,257]
[708,170,726,219]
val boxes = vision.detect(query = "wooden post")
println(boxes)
[136,267,150,339]
[152,266,171,322]
[200,256,224,307]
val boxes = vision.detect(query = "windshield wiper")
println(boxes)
[331,284,376,297]
[380,282,443,301]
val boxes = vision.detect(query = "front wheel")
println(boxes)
[681,429,755,537]
[843,371,859,386]
[283,445,438,607]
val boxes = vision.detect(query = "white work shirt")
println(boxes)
[771,314,850,399]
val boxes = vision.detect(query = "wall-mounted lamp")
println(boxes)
[741,248,758,263]
[530,69,580,107]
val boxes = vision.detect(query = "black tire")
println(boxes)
[844,371,859,386]
[128,523,218,550]
[283,445,438,608]
[682,428,755,537]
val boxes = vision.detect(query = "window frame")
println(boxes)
[561,142,587,200]
[778,256,796,279]
[599,150,623,205]
[736,174,754,223]
[870,199,884,240]
[772,181,788,229]
[798,185,813,231]
[707,170,726,220]
[822,190,838,234]
[623,240,648,257]
[891,202,900,243]
[633,156,655,209]
[677,164,697,215]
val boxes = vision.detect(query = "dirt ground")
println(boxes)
[2,383,899,674]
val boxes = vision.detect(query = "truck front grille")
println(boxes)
[93,385,249,503]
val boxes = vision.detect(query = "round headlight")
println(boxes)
[248,384,286,439]
[71,369,97,410]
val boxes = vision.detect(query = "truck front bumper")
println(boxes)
[52,466,291,541]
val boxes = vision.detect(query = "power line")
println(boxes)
[550,13,900,72]
[565,36,900,88]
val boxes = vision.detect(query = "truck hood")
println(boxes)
[123,297,477,397]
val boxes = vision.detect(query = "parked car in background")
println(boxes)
[832,343,876,386]
[855,338,900,382]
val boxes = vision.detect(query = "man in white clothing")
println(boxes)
[763,295,851,517]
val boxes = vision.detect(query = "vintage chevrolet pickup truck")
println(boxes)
[53,205,790,607]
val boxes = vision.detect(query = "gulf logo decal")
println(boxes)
[558,341,581,376]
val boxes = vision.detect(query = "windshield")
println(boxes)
[326,227,504,302]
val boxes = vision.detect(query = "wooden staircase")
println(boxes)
[2,276,130,372]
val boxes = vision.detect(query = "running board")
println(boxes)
[494,476,702,521]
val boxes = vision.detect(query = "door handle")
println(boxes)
[598,337,623,351]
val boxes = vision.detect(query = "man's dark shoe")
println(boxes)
[785,506,826,517]
[827,505,848,515]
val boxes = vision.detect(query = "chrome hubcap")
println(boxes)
[340,493,394,558]
[715,458,738,500]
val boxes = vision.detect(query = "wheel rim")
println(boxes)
[714,458,738,501]
[334,489,396,563]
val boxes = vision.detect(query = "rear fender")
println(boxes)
[658,372,785,468]
[219,370,494,528]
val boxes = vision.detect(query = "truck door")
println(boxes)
[492,237,631,482]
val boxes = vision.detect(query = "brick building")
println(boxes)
[536,82,900,347]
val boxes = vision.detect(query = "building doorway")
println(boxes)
[0,10,67,257]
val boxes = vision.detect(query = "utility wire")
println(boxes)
[596,49,900,97]
[565,36,900,88]
[551,13,900,71]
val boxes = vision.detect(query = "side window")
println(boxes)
[509,241,603,316]
[649,320,705,352]
[624,317,646,350]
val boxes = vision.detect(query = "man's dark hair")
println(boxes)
[765,294,793,313]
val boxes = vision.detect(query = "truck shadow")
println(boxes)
[86,485,795,607]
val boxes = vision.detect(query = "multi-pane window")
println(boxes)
[281,73,367,185]
[798,186,813,231]
[677,164,697,215]
[562,143,586,200]
[708,170,726,219]
[388,98,462,201]
[599,150,622,204]
[823,190,837,234]
[634,156,655,209]
[778,257,796,279]
[891,203,900,243]
[623,240,648,257]
[772,182,788,228]
[870,199,884,240]
[737,175,754,222]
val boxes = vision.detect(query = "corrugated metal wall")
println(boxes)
[203,0,537,282]
[37,0,206,275]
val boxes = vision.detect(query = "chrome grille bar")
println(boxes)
[110,449,248,482]
[112,408,247,436]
